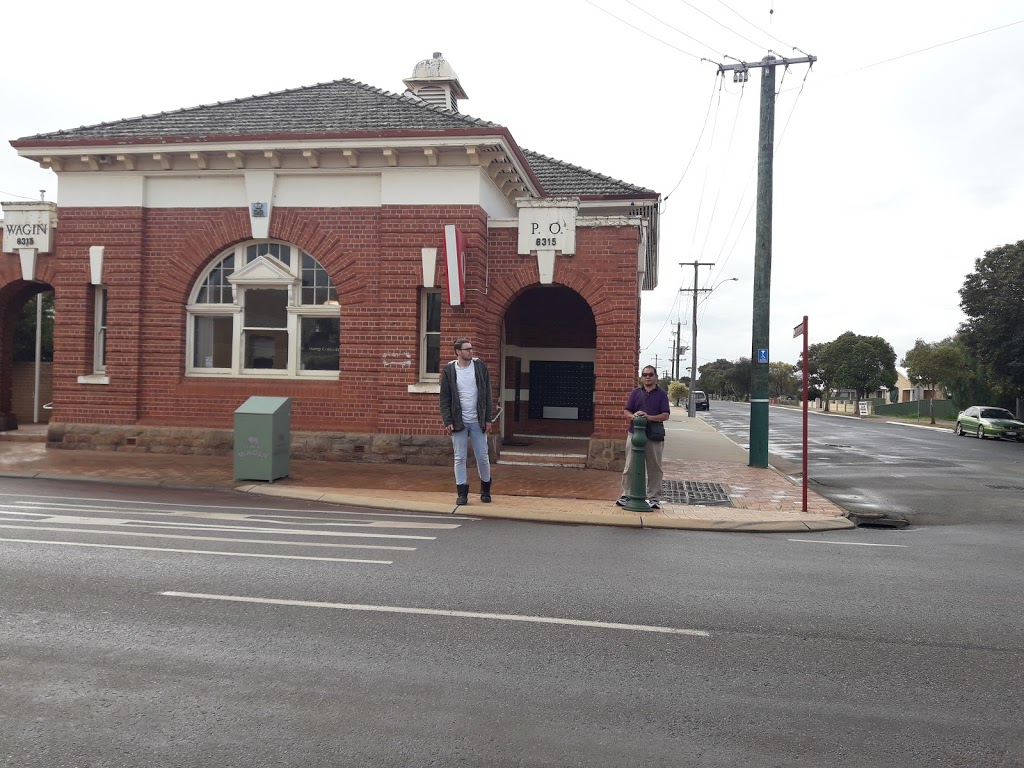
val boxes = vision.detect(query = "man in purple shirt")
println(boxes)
[616,365,671,509]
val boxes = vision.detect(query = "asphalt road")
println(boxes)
[702,401,1024,527]
[2,477,1022,767]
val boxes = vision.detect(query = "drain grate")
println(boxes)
[661,480,732,507]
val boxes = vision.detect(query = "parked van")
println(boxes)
[693,391,709,411]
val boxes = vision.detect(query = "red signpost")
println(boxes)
[793,316,809,512]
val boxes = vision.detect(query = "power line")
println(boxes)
[584,0,712,61]
[0,188,43,201]
[853,18,1024,74]
[676,0,769,52]
[779,17,1024,94]
[714,0,796,51]
[623,0,726,59]
[694,74,747,279]
[688,79,724,258]
[663,74,720,205]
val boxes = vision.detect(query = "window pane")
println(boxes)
[426,291,441,331]
[300,317,340,371]
[426,333,440,375]
[244,330,288,369]
[299,253,335,305]
[197,253,234,304]
[422,291,441,378]
[244,289,288,327]
[193,316,233,368]
[97,288,108,370]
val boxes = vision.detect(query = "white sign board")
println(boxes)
[2,202,57,253]
[517,203,577,255]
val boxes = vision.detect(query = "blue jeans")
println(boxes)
[452,421,491,485]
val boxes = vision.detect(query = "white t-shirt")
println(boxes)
[455,361,478,424]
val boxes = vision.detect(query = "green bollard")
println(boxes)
[622,416,653,512]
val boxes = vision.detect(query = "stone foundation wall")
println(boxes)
[587,437,627,471]
[45,423,495,467]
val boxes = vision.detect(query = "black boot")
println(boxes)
[480,480,492,503]
[456,484,470,505]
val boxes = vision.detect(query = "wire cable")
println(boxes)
[663,74,720,206]
[623,0,726,59]
[688,79,725,258]
[0,189,44,201]
[676,0,770,51]
[779,17,1024,94]
[584,0,711,61]
[714,0,795,50]
[695,77,746,271]
[854,18,1024,73]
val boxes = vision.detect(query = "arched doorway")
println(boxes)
[501,285,596,441]
[0,280,54,430]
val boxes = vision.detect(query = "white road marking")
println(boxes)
[787,539,907,548]
[159,592,711,637]
[0,492,477,520]
[9,502,459,529]
[0,524,415,550]
[0,512,436,540]
[0,538,391,563]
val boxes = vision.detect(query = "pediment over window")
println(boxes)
[228,254,297,287]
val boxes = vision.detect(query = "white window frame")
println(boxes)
[93,285,107,374]
[185,240,339,379]
[419,288,442,383]
[78,285,110,385]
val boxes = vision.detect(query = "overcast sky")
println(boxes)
[3,1,1021,375]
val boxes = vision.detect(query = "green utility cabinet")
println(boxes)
[233,396,291,481]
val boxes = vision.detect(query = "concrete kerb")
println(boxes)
[238,484,853,532]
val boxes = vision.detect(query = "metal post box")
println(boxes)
[233,396,291,481]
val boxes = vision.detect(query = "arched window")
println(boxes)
[186,240,339,377]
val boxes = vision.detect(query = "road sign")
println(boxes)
[757,349,768,364]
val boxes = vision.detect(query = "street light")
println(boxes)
[688,277,739,417]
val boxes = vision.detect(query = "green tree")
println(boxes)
[768,361,799,398]
[828,332,897,403]
[901,337,968,423]
[959,239,1024,413]
[699,358,750,400]
[698,359,733,399]
[800,341,837,410]
[14,293,55,363]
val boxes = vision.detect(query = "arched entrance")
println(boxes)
[0,280,55,430]
[500,285,596,442]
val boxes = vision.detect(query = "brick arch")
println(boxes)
[159,210,251,302]
[0,275,55,429]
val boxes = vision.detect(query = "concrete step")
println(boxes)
[498,450,588,469]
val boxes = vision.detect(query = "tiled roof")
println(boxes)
[522,150,655,197]
[17,78,656,199]
[21,79,501,141]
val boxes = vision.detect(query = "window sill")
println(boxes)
[407,382,440,394]
[77,374,110,385]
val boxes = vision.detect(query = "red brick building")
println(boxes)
[2,53,660,469]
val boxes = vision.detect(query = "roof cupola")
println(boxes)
[403,52,468,113]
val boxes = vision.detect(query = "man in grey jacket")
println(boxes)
[439,337,493,505]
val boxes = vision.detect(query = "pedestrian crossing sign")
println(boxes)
[757,349,768,364]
